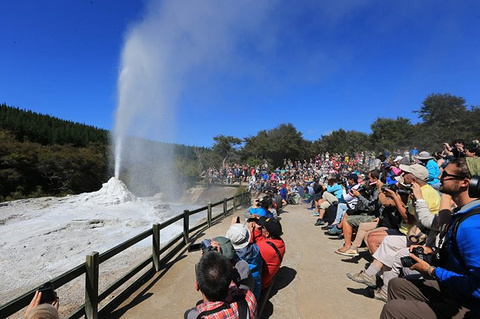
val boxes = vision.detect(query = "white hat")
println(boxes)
[226,224,250,249]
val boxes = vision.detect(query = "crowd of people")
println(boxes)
[290,139,480,318]
[184,197,286,319]
[25,140,480,318]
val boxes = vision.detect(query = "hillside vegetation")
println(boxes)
[1,93,479,201]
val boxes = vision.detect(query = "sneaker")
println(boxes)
[327,225,342,235]
[321,224,333,230]
[314,219,325,226]
[374,288,387,302]
[346,270,377,288]
[312,212,320,216]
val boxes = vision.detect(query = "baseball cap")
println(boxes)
[257,217,283,238]
[399,164,428,181]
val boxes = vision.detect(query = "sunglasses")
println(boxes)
[440,170,467,181]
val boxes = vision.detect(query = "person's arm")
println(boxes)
[383,188,408,221]
[411,182,437,229]
[412,216,480,303]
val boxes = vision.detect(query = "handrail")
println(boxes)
[0,191,251,319]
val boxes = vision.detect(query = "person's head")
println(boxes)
[377,154,386,162]
[368,169,380,183]
[440,158,471,196]
[196,252,232,302]
[399,164,428,185]
[414,151,434,163]
[211,236,235,260]
[257,217,283,239]
[226,224,250,250]
[26,304,59,319]
[346,174,358,186]
[464,142,479,157]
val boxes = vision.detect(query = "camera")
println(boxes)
[381,183,411,196]
[247,217,259,223]
[469,175,480,198]
[188,239,216,253]
[38,282,56,304]
[400,246,442,268]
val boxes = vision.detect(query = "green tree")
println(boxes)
[370,117,413,151]
[212,135,242,168]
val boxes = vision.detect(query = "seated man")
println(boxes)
[184,252,257,319]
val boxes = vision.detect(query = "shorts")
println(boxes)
[346,214,375,228]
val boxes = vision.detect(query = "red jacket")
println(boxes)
[251,228,285,289]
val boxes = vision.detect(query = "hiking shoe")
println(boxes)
[346,270,377,288]
[327,225,342,235]
[374,288,388,302]
[314,219,325,226]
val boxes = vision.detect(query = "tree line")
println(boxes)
[0,93,478,200]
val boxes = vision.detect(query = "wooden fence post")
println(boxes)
[85,251,99,319]
[152,223,161,272]
[223,198,227,217]
[183,210,190,244]
[207,202,212,227]
[233,194,237,211]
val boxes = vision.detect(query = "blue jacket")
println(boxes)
[436,199,480,313]
[236,244,263,300]
[426,159,440,185]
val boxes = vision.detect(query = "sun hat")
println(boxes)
[415,151,433,161]
[399,164,428,181]
[226,224,250,250]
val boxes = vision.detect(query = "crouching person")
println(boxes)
[184,252,257,319]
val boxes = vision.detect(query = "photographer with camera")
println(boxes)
[346,164,440,302]
[184,252,257,319]
[248,217,285,291]
[381,158,480,318]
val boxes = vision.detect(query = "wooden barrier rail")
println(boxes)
[0,191,251,319]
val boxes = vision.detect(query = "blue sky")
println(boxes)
[1,1,480,147]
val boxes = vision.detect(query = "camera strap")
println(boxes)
[449,205,480,268]
[266,241,283,262]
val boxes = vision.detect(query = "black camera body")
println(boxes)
[401,246,442,268]
[401,246,424,267]
[469,175,480,198]
[381,183,412,196]
[188,239,215,253]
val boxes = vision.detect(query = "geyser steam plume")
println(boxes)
[112,0,273,196]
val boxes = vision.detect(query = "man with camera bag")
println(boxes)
[381,158,480,318]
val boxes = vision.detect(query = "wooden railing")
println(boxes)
[0,191,251,318]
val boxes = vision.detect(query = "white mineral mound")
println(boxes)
[74,177,137,206]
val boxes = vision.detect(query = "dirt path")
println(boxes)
[111,203,384,318]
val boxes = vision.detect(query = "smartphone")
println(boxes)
[188,243,202,252]
[38,282,56,304]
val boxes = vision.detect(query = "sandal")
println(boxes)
[335,246,348,254]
